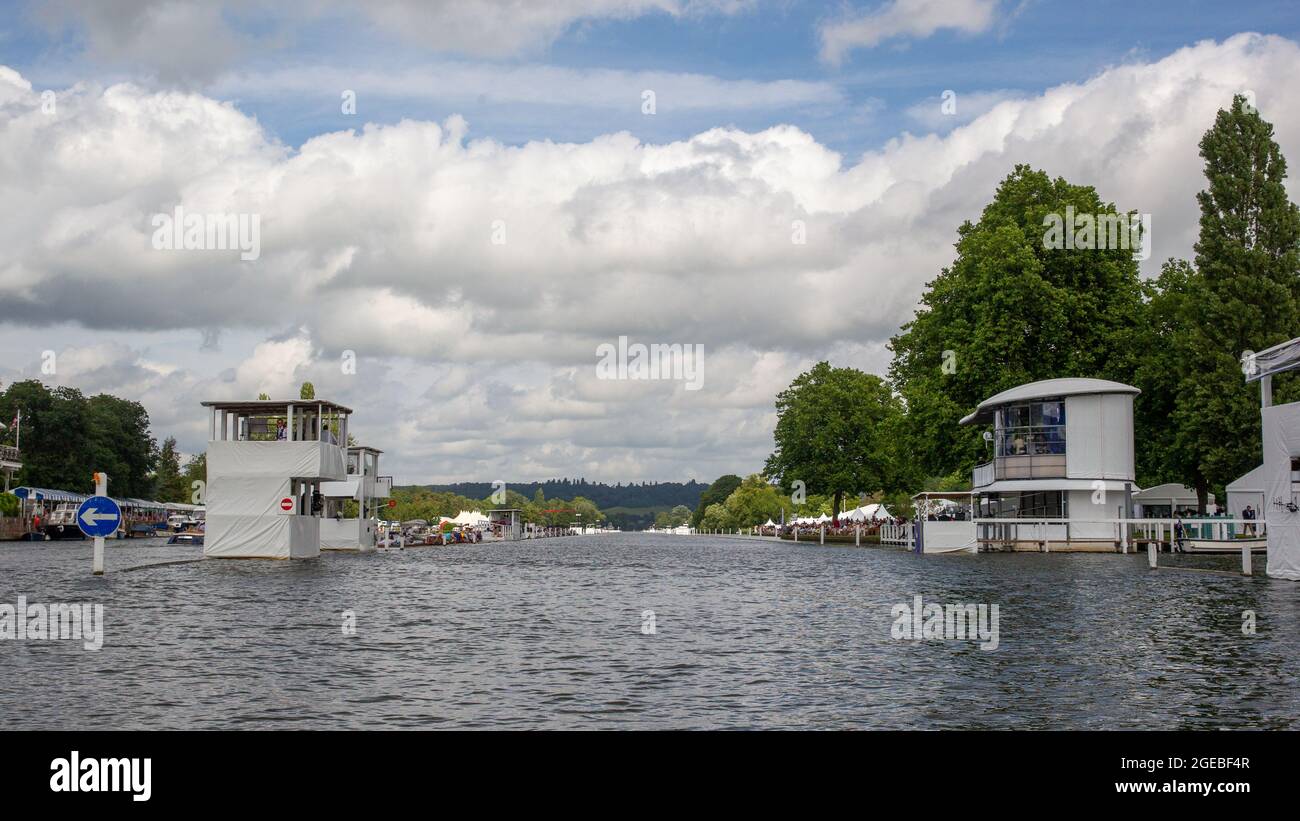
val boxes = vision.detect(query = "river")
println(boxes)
[1,533,1297,729]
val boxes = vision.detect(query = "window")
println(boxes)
[978,491,1067,519]
[995,399,1066,457]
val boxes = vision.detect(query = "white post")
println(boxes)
[855,525,860,546]
[794,527,798,543]
[1147,539,1157,569]
[92,472,107,576]
[819,525,824,545]
[1242,540,1252,576]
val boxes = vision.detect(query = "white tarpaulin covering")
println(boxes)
[1264,402,1300,580]
[204,441,345,559]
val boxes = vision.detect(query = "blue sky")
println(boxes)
[7,0,1298,156]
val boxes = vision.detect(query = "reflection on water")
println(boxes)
[1,533,1297,729]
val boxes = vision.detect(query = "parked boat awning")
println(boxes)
[10,486,89,503]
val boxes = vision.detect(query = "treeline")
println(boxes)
[743,95,1299,523]
[419,479,707,511]
[0,380,203,503]
[388,486,604,527]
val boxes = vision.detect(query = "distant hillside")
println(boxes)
[411,479,707,509]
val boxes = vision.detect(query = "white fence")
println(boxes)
[973,517,1264,552]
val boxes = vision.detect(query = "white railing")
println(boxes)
[880,522,912,548]
[973,517,1265,551]
[972,461,994,488]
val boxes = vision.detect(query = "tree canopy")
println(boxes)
[888,165,1145,480]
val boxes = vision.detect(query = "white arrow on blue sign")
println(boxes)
[77,496,122,538]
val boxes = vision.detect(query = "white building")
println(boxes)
[201,399,350,559]
[961,378,1139,551]
[320,445,392,551]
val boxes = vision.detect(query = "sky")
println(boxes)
[1,0,1299,485]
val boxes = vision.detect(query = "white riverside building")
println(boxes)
[960,378,1140,552]
[320,445,392,552]
[201,399,350,559]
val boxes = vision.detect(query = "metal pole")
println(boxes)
[92,472,107,576]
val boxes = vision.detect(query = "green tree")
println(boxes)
[692,474,742,528]
[764,362,906,519]
[699,502,731,531]
[888,165,1145,480]
[153,437,187,502]
[721,474,784,527]
[299,382,315,400]
[181,452,207,504]
[1164,95,1300,509]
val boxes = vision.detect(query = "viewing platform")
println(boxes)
[201,399,350,559]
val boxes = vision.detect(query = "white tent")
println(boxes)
[762,518,777,527]
[451,510,489,526]
[1226,465,1265,520]
[840,504,892,521]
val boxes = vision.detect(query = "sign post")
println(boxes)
[78,473,120,576]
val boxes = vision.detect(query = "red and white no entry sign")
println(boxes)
[280,497,294,512]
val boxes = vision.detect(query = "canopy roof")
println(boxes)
[960,378,1139,425]
[201,399,353,415]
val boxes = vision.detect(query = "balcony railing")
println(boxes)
[972,461,995,488]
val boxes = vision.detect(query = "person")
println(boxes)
[1243,505,1256,536]
[1174,517,1186,552]
[275,418,287,440]
[320,425,336,444]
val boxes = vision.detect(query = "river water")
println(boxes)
[1,533,1297,729]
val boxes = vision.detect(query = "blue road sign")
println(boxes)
[76,496,121,538]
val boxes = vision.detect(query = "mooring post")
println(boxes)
[855,525,860,547]
[819,525,824,545]
[1147,539,1157,569]
[1242,539,1252,576]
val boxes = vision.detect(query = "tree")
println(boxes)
[299,382,315,400]
[181,452,207,505]
[1163,95,1300,510]
[258,392,270,400]
[764,362,906,520]
[691,474,742,528]
[153,437,187,503]
[699,503,730,531]
[889,165,1145,480]
[721,475,784,527]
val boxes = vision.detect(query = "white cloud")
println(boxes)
[820,0,1001,64]
[3,34,1300,482]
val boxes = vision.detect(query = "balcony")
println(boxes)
[973,454,1067,488]
[0,444,19,466]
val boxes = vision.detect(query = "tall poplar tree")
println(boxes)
[1169,95,1300,509]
